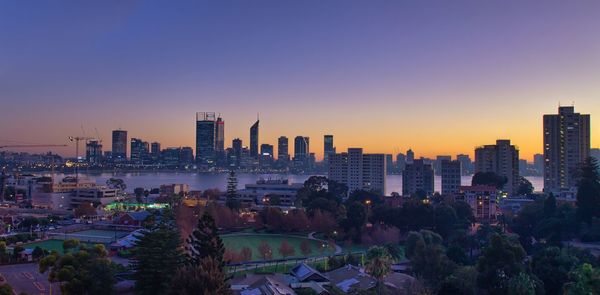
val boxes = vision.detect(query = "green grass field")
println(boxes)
[221,234,336,261]
[22,239,95,254]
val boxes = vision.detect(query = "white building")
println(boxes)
[71,187,120,208]
[236,179,303,207]
[328,148,386,195]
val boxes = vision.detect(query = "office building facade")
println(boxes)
[250,119,259,158]
[196,112,217,166]
[111,130,127,161]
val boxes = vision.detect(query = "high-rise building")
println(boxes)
[441,160,462,196]
[131,138,150,165]
[232,138,242,168]
[85,140,103,164]
[196,112,217,166]
[543,106,591,192]
[250,119,259,158]
[324,135,335,163]
[435,155,452,175]
[402,159,434,196]
[533,154,544,176]
[406,149,415,164]
[293,136,310,171]
[111,130,127,161]
[385,154,394,174]
[215,116,225,153]
[396,153,406,173]
[260,144,274,168]
[475,139,519,195]
[294,136,309,159]
[328,148,386,195]
[277,136,289,161]
[456,154,473,175]
[151,142,161,163]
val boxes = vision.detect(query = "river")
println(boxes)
[43,172,544,195]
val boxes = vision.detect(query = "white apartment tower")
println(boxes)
[328,148,386,195]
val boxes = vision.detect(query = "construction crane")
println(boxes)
[68,136,94,186]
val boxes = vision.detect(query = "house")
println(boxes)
[114,211,152,226]
[231,274,296,295]
[325,265,376,294]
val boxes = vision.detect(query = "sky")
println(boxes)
[0,0,599,161]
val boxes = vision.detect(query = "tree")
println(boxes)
[171,257,232,295]
[300,240,312,256]
[279,240,295,259]
[240,247,252,261]
[477,234,526,295]
[517,177,534,196]
[132,227,185,295]
[134,187,145,203]
[0,284,13,295]
[225,170,240,210]
[410,238,456,290]
[32,246,44,260]
[73,203,96,218]
[507,272,537,295]
[186,212,225,266]
[434,204,458,238]
[439,266,478,295]
[472,172,507,190]
[531,246,578,295]
[39,244,116,295]
[576,157,600,224]
[62,239,80,253]
[365,246,393,295]
[258,241,273,260]
[563,263,600,295]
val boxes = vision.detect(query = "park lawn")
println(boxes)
[22,239,96,254]
[221,234,335,261]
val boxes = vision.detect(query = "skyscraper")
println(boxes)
[396,153,406,173]
[293,136,310,171]
[150,142,161,163]
[232,138,242,168]
[324,135,335,163]
[328,148,386,195]
[86,140,103,164]
[196,112,217,166]
[475,139,519,195]
[215,116,225,153]
[456,154,473,175]
[543,106,591,192]
[131,138,150,165]
[441,160,461,195]
[533,153,544,176]
[435,155,452,175]
[403,159,434,196]
[250,119,259,158]
[277,136,289,161]
[406,149,414,164]
[111,130,127,161]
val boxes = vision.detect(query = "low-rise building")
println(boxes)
[236,179,303,207]
[71,187,119,208]
[455,185,499,221]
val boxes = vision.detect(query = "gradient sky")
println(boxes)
[1,0,599,161]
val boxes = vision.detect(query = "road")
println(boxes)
[0,263,58,295]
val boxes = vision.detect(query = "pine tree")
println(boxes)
[171,257,232,295]
[186,212,225,266]
[226,170,240,210]
[576,157,600,224]
[132,226,185,295]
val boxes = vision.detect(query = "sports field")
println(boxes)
[22,239,94,254]
[221,234,336,261]
[48,229,130,244]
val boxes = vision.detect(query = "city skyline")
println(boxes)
[1,1,600,160]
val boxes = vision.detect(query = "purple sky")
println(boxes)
[1,0,599,160]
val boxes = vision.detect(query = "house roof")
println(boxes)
[325,265,376,294]
[291,263,328,282]
[124,211,152,221]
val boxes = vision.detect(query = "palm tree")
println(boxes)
[365,246,394,295]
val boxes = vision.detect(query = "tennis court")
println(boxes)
[47,229,131,244]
